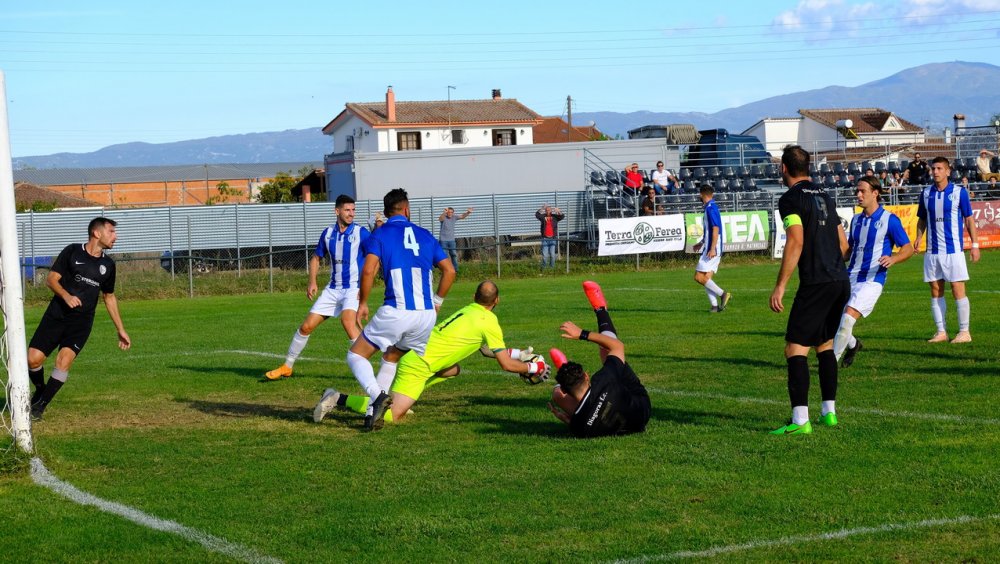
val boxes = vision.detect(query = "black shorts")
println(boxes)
[786,280,850,347]
[28,313,95,357]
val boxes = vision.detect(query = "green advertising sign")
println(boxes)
[684,210,771,253]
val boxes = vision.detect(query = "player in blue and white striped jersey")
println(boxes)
[265,195,370,380]
[692,184,731,312]
[833,178,913,368]
[914,157,980,344]
[342,188,456,430]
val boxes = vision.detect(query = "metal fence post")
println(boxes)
[302,201,309,268]
[186,217,193,298]
[492,194,500,278]
[268,214,274,293]
[168,205,175,279]
[28,210,35,286]
[235,203,242,277]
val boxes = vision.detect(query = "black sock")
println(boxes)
[787,355,810,408]
[817,349,838,402]
[336,394,348,407]
[595,309,617,336]
[35,378,65,412]
[29,366,45,391]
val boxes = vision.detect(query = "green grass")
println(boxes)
[2,251,999,562]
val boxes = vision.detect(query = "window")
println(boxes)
[492,129,516,146]
[345,135,355,152]
[451,130,465,144]
[397,132,421,151]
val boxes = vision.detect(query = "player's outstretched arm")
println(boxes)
[103,292,131,350]
[559,321,624,362]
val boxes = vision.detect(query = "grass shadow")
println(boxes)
[658,355,784,369]
[177,398,309,423]
[172,363,286,382]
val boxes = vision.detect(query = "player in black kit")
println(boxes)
[27,217,131,421]
[547,281,650,438]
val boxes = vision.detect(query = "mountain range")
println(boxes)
[13,62,1000,170]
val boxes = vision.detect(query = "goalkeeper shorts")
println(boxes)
[390,353,436,401]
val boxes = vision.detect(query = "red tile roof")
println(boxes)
[14,182,100,209]
[533,117,603,143]
[324,98,542,133]
[799,108,922,133]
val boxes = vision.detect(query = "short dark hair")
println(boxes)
[334,194,355,208]
[857,177,881,195]
[556,361,586,393]
[699,183,715,196]
[383,188,409,215]
[931,156,950,168]
[87,217,116,238]
[474,280,499,306]
[781,145,810,177]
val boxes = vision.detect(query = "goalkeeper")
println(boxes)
[313,280,548,426]
[548,281,651,438]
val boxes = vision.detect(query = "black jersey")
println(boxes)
[44,243,116,319]
[777,181,848,285]
[570,356,650,438]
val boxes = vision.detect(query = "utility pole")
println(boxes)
[566,95,573,142]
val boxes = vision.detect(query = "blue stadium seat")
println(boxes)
[708,167,722,180]
[847,162,861,177]
[823,174,837,189]
[723,166,736,180]
[820,163,831,174]
[860,161,873,174]
[887,161,900,174]
[874,161,886,174]
[764,164,778,178]
[833,162,846,176]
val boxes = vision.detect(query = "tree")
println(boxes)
[206,181,244,205]
[255,171,297,203]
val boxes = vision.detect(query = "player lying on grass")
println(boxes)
[548,281,651,438]
[313,280,548,427]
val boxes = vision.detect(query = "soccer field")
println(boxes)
[2,253,999,562]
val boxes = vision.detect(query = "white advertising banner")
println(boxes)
[597,214,686,256]
[773,206,854,258]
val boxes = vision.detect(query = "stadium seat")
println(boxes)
[823,174,837,189]
[708,166,722,180]
[819,163,831,175]
[736,166,750,179]
[693,167,707,182]
[992,157,1000,173]
[899,160,910,171]
[590,170,605,186]
[874,161,886,174]
[682,180,696,193]
[833,162,846,176]
[847,162,861,177]
[641,170,651,185]
[860,161,873,174]
[605,170,620,186]
[680,168,692,182]
[722,166,736,180]
[741,178,757,192]
[764,164,778,178]
[750,164,764,179]
[808,162,818,175]
[887,161,900,174]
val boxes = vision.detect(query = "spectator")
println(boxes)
[536,204,564,269]
[878,170,891,188]
[864,168,876,183]
[624,163,643,197]
[651,161,679,195]
[438,206,473,272]
[976,149,998,182]
[639,187,662,216]
[903,152,929,186]
[891,172,903,187]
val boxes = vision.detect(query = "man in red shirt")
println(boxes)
[624,162,643,197]
[536,204,564,269]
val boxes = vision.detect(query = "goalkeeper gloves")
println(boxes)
[522,356,550,385]
[506,346,535,362]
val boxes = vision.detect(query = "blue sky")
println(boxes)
[3,0,1000,156]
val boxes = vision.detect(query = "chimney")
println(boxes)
[492,89,502,100]
[953,113,965,132]
[386,86,396,122]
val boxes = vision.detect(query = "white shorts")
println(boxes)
[923,252,969,283]
[309,287,359,318]
[361,305,437,355]
[696,254,721,273]
[846,281,884,318]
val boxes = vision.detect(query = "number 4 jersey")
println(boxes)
[363,215,447,310]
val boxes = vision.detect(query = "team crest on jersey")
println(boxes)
[99,265,107,275]
[349,232,359,243]
[949,192,960,202]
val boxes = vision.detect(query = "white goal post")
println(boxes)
[0,69,34,454]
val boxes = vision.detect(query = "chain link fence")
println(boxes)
[14,186,1000,304]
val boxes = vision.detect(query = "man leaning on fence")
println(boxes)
[536,204,564,270]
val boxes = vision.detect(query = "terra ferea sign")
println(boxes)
[598,215,686,256]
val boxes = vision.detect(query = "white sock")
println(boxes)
[706,287,718,307]
[956,297,970,332]
[792,406,809,425]
[821,401,836,416]
[347,350,381,403]
[51,368,69,382]
[932,297,947,332]
[833,314,857,361]
[705,279,724,297]
[848,335,856,348]
[374,360,398,393]
[285,330,310,367]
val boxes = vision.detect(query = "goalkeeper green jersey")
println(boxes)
[410,302,506,372]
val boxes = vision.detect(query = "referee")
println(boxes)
[27,217,131,421]
[769,146,850,435]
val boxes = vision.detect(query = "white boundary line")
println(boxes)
[649,388,1000,426]
[610,513,1000,562]
[30,458,282,564]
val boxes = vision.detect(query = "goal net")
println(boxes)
[0,69,34,455]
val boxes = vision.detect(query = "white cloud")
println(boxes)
[899,0,1000,24]
[772,0,879,38]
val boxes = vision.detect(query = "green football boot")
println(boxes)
[769,420,813,435]
[815,412,838,427]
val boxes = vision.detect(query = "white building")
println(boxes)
[744,108,925,154]
[321,87,542,154]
